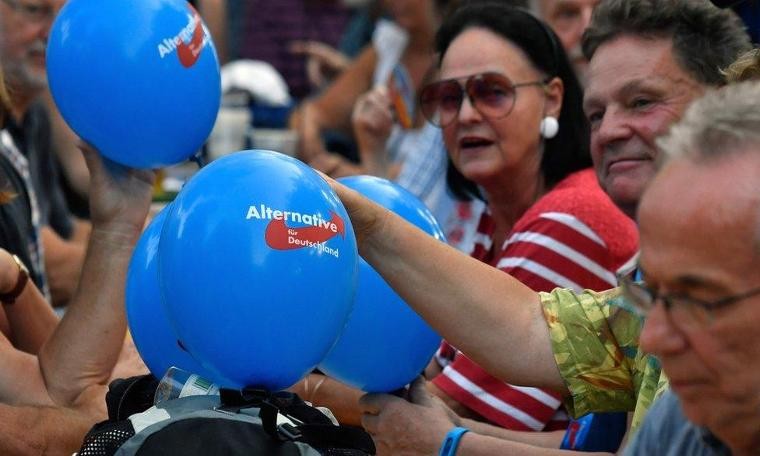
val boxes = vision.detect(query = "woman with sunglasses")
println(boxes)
[414,3,638,436]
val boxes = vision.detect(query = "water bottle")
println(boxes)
[154,367,220,405]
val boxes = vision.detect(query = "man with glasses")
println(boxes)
[337,0,755,454]
[618,80,760,455]
[0,0,90,307]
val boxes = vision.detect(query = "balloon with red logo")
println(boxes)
[319,176,444,393]
[159,150,358,390]
[47,0,221,168]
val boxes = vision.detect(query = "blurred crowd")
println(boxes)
[2,0,760,454]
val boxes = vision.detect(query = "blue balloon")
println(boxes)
[47,0,221,168]
[159,150,358,391]
[126,206,214,381]
[319,176,444,392]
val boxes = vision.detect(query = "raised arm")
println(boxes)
[38,144,155,408]
[0,249,59,354]
[331,180,565,392]
[290,46,377,163]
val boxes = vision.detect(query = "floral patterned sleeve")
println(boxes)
[540,287,668,431]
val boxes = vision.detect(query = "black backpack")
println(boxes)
[79,375,375,455]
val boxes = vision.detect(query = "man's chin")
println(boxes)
[18,64,48,93]
[603,178,648,214]
[679,397,712,426]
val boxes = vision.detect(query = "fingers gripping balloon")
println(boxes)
[159,151,358,391]
[47,0,221,168]
[319,176,445,393]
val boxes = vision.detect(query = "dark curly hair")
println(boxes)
[435,2,591,201]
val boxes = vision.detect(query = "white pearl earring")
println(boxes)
[539,116,559,139]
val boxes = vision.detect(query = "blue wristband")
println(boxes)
[439,426,470,456]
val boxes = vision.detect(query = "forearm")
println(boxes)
[196,0,228,63]
[460,419,565,448]
[39,225,138,406]
[358,142,391,178]
[457,432,614,456]
[3,283,59,354]
[43,91,90,199]
[0,402,96,456]
[292,102,328,161]
[358,204,564,392]
[41,226,85,306]
[305,374,364,427]
[291,47,376,136]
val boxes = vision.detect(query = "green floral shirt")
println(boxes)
[541,287,669,431]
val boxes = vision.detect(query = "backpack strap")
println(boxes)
[220,387,282,438]
[298,424,376,454]
[219,387,376,454]
[105,374,160,421]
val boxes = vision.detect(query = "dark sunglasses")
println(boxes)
[418,72,547,128]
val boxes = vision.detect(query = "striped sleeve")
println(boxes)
[433,211,623,431]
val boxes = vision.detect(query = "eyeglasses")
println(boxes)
[618,272,760,330]
[0,0,55,24]
[418,72,547,128]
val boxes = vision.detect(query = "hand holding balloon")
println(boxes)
[319,176,444,393]
[320,175,392,250]
[80,142,155,236]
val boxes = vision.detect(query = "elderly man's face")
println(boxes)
[0,0,63,94]
[583,35,705,217]
[638,151,760,448]
[537,0,599,81]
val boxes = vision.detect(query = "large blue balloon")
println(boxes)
[47,0,221,168]
[126,206,217,381]
[159,150,358,391]
[319,176,444,392]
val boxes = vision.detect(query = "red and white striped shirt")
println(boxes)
[433,169,638,431]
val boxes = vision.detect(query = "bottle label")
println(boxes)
[179,373,220,398]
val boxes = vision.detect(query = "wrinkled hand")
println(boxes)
[80,142,155,235]
[359,377,458,456]
[352,86,394,165]
[321,175,388,249]
[290,40,350,88]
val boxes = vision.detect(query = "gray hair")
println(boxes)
[582,0,751,86]
[657,81,760,161]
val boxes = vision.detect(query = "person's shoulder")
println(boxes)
[531,169,619,215]
[521,169,636,240]
[625,391,706,455]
